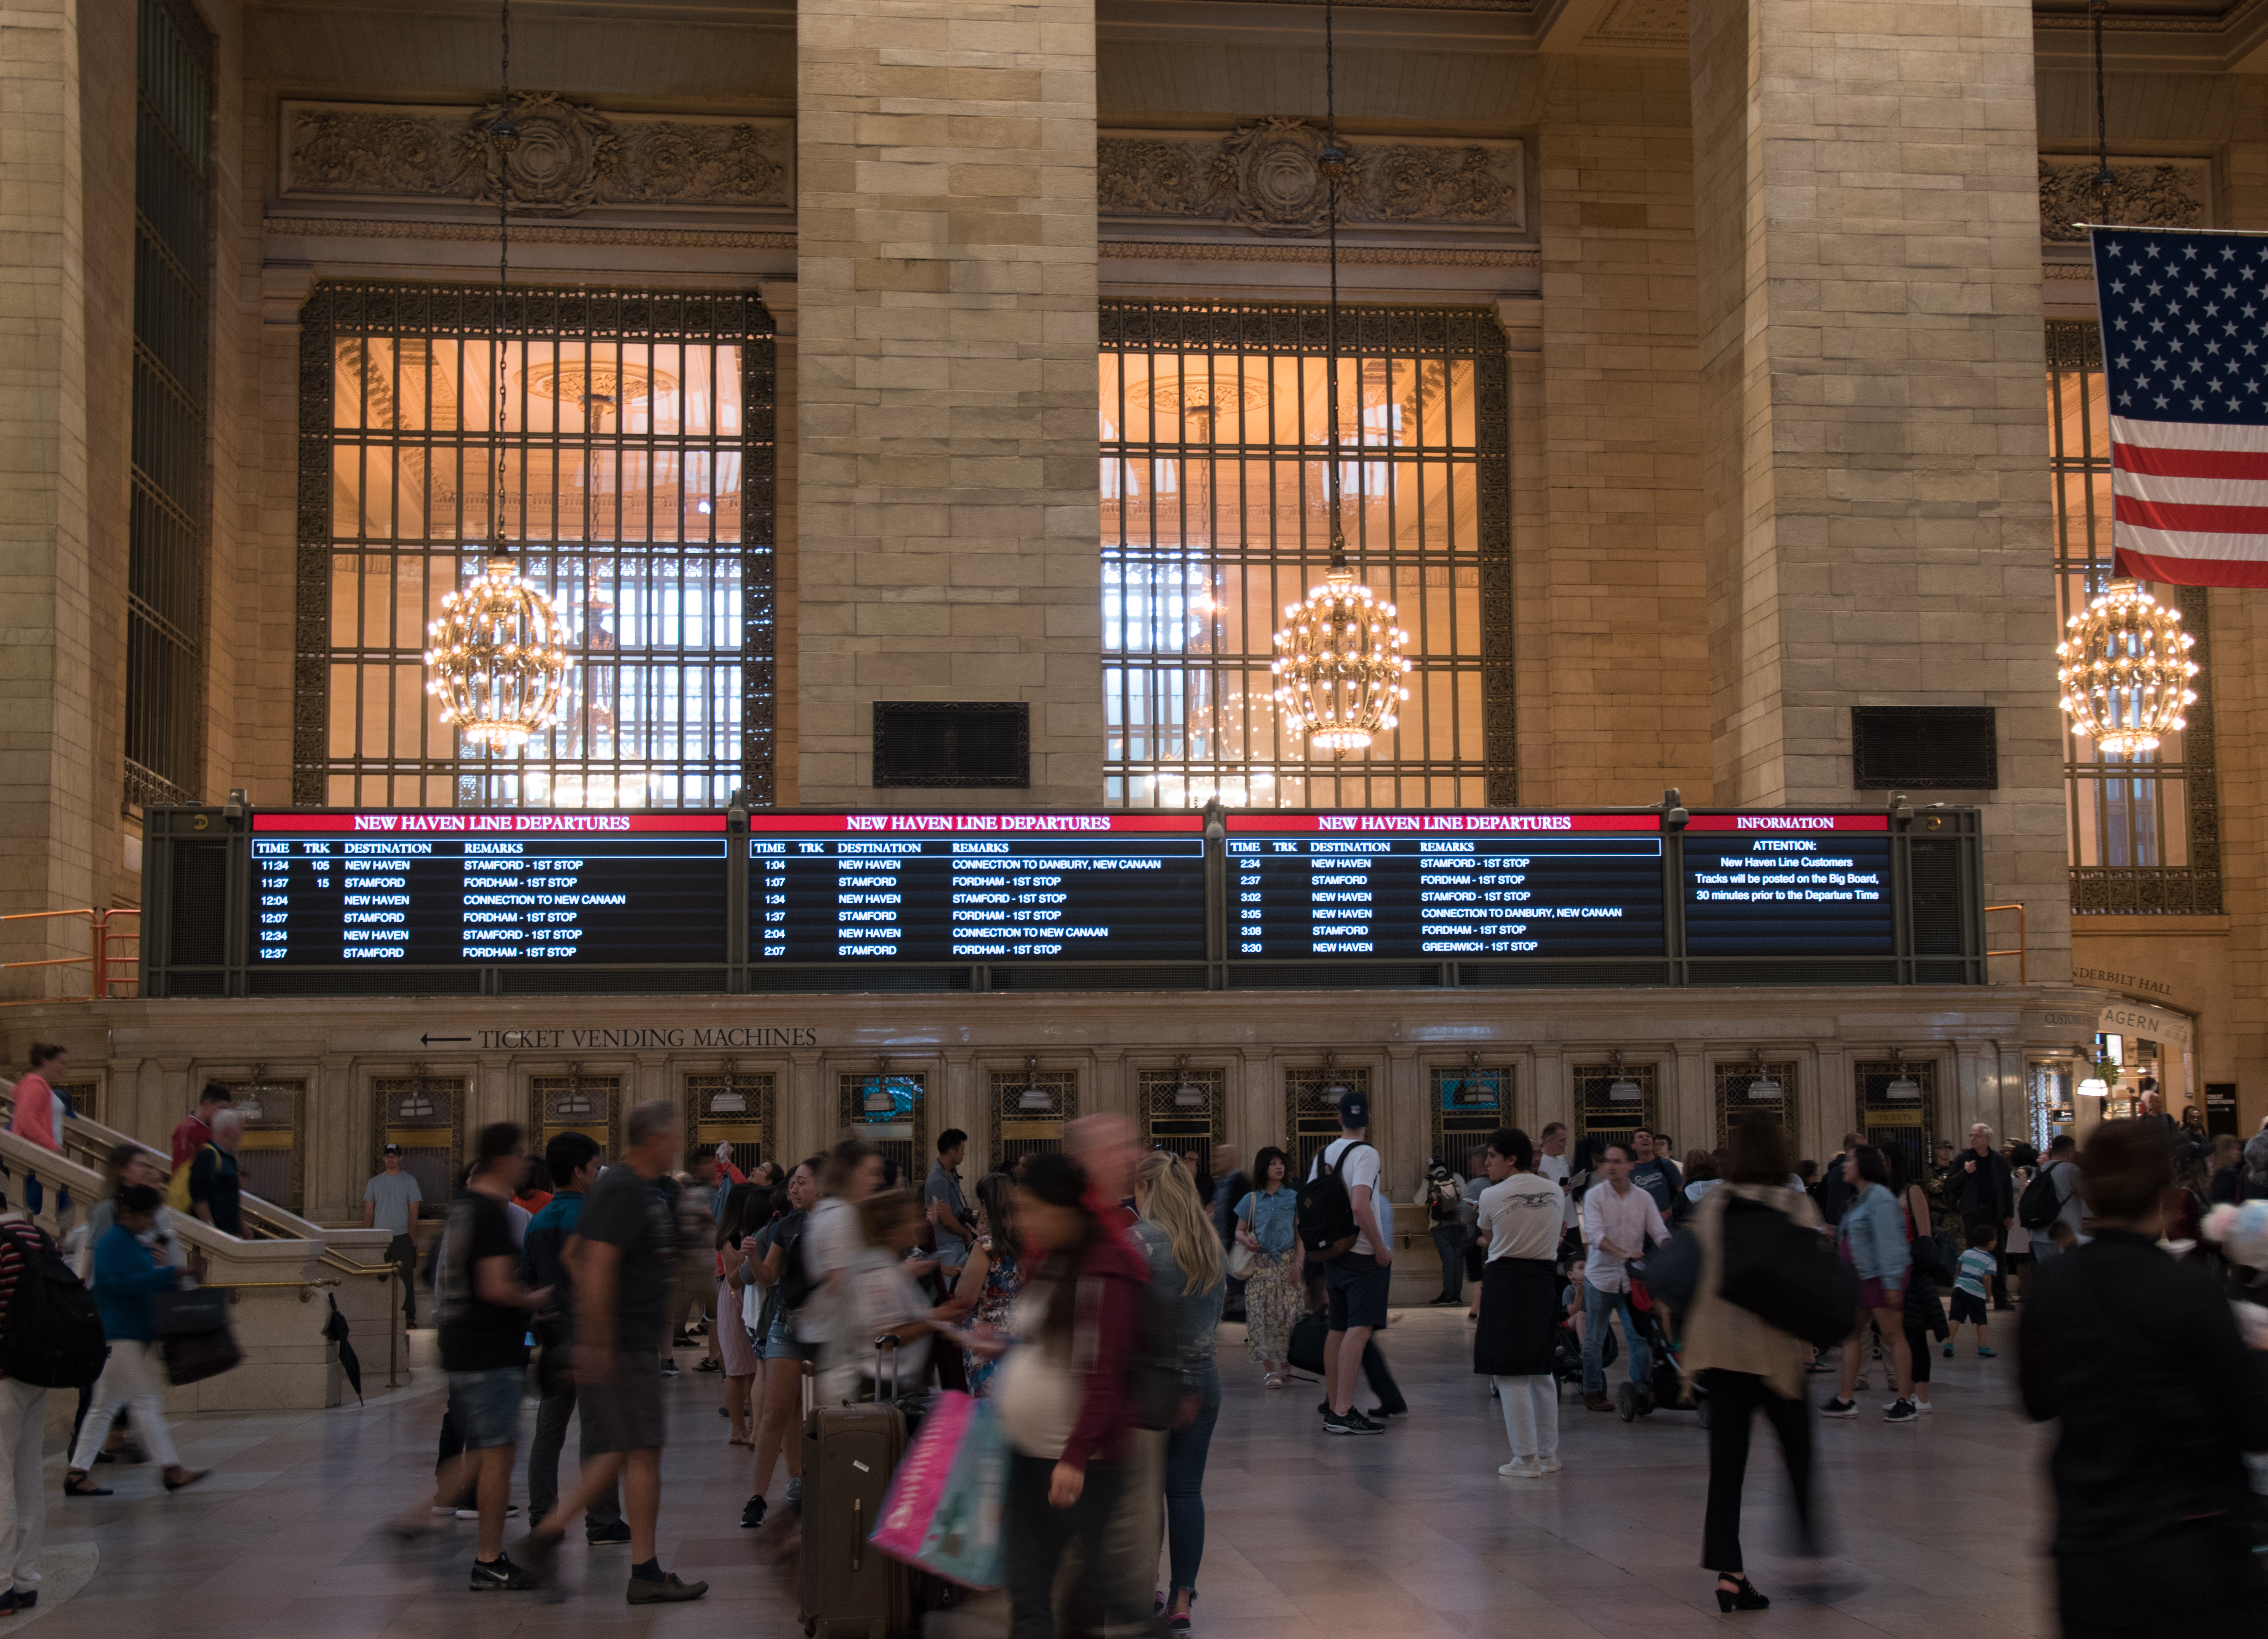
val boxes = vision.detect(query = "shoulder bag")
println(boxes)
[1717,1195,1862,1350]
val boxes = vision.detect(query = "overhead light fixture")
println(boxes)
[711,1089,746,1114]
[1173,1055,1206,1108]
[1747,1077,1782,1102]
[2056,578,2199,756]
[1608,1078,1643,1105]
[1017,1058,1052,1113]
[423,0,572,755]
[862,1081,897,1115]
[1268,0,1411,756]
[1885,1076,1920,1101]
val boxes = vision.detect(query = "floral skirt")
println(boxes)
[1242,1249,1302,1363]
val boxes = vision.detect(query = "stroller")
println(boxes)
[1550,1296,1612,1395]
[1610,1268,1708,1425]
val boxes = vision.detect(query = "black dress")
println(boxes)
[1473,1255,1558,1377]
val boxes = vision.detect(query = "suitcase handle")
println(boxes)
[851,1497,862,1571]
[874,1332,901,1401]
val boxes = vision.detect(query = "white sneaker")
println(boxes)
[1498,1457,1543,1478]
[1538,1455,1562,1473]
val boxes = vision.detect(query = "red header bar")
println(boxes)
[1226,812,1661,834]
[745,813,1203,835]
[252,812,726,834]
[1684,814,1890,833]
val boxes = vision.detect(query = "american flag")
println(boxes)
[2090,227,2268,587]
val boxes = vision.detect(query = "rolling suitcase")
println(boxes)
[799,1339,913,1639]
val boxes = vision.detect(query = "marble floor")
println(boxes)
[26,1308,2057,1639]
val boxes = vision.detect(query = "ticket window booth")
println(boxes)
[1573,1059,1656,1158]
[1287,1058,1369,1184]
[1140,1061,1224,1164]
[1432,1059,1513,1184]
[374,1075,463,1219]
[990,1059,1075,1177]
[217,1075,306,1215]
[840,1069,926,1183]
[1854,1054,1936,1188]
[1715,1059,1797,1154]
[531,1072,622,1163]
[688,1070,775,1179]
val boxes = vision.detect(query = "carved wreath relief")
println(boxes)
[2037,159,2208,244]
[284,95,791,217]
[1100,119,1525,237]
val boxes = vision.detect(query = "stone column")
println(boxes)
[0,0,101,990]
[1689,0,2070,986]
[795,0,1102,807]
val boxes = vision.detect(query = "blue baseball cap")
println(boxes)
[1336,1088,1369,1127]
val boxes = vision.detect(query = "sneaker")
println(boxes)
[740,1494,767,1529]
[1322,1410,1382,1437]
[783,1477,801,1503]
[457,1504,522,1521]
[626,1571,709,1605]
[1884,1399,1919,1424]
[586,1521,632,1545]
[1976,1346,1997,1359]
[1852,1374,1869,1390]
[1538,1455,1562,1473]
[470,1554,539,1592]
[1498,1457,1542,1478]
[1367,1405,1405,1421]
[1820,1397,1858,1418]
[660,1360,680,1377]
[1941,1345,1954,1358]
[515,1531,560,1588]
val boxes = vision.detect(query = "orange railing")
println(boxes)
[1984,902,2025,985]
[0,908,141,1003]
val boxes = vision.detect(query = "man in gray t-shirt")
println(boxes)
[2031,1135,2089,1259]
[923,1130,973,1275]
[364,1146,424,1323]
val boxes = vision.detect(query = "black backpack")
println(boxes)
[1294,1141,1372,1260]
[0,1223,108,1389]
[775,1221,818,1314]
[2017,1163,2066,1233]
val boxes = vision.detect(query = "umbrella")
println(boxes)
[323,1295,363,1404]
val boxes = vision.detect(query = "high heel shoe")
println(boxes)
[1713,1575,1769,1612]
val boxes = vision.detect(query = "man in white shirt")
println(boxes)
[1577,1142,1668,1412]
[1537,1122,1574,1235]
[1309,1089,1392,1437]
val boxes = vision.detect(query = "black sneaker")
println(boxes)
[514,1531,560,1588]
[1820,1397,1858,1419]
[740,1494,767,1530]
[586,1521,632,1546]
[660,1359,680,1377]
[1884,1399,1919,1424]
[470,1554,539,1592]
[1367,1406,1406,1420]
[1322,1409,1383,1437]
[626,1571,710,1605]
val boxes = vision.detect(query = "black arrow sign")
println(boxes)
[420,1034,471,1046]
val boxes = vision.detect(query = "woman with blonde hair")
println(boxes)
[1132,1151,1225,1631]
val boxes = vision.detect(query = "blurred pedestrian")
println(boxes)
[0,1203,62,1615]
[521,1131,625,1545]
[715,1184,768,1444]
[981,1153,1160,1639]
[188,1109,244,1238]
[1683,1113,1823,1613]
[742,1156,821,1530]
[168,1084,229,1173]
[946,1170,1022,1396]
[1473,1127,1561,1478]
[4,1046,67,1154]
[1821,1146,1917,1422]
[2021,1119,2268,1635]
[1133,1153,1223,1632]
[62,1185,204,1499]
[1233,1146,1300,1388]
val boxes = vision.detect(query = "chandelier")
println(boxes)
[422,0,572,754]
[1269,0,1410,755]
[2055,578,2198,755]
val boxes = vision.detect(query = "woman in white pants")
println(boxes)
[1473,1128,1566,1478]
[61,1187,206,1496]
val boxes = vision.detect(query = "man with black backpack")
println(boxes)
[1299,1088,1394,1436]
[0,1197,106,1614]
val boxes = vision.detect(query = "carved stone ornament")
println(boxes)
[1099,121,1525,238]
[2038,157,2209,244]
[282,96,791,217]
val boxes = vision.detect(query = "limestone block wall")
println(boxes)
[1691,0,2071,995]
[795,0,1104,807]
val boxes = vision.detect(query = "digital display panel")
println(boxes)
[1682,814,1894,955]
[1224,813,1666,959]
[748,813,1208,963]
[249,813,729,965]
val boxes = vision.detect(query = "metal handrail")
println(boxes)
[0,908,141,1003]
[1984,902,2026,985]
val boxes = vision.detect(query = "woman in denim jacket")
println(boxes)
[1824,1145,1918,1422]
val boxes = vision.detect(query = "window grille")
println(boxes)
[531,1073,622,1158]
[1099,302,1511,808]
[1713,1062,1797,1153]
[1572,1062,1656,1155]
[296,283,776,810]
[1285,1063,1370,1184]
[840,1072,927,1184]
[214,1076,305,1214]
[987,1069,1076,1176]
[127,0,216,807]
[1853,1059,1938,1189]
[2046,320,2221,913]
[688,1071,775,1179]
[1431,1063,1512,1181]
[1139,1067,1225,1155]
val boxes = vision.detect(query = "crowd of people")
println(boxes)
[6,1042,2268,1634]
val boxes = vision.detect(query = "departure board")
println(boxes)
[1224,813,1666,959]
[248,813,729,965]
[1682,814,1894,955]
[748,813,1207,963]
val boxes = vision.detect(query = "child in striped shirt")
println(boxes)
[1943,1224,1998,1359]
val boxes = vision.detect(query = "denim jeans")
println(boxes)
[1582,1280,1650,1393]
[1430,1223,1470,1301]
[1164,1365,1222,1596]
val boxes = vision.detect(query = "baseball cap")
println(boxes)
[1336,1088,1369,1127]
[381,1142,403,1155]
